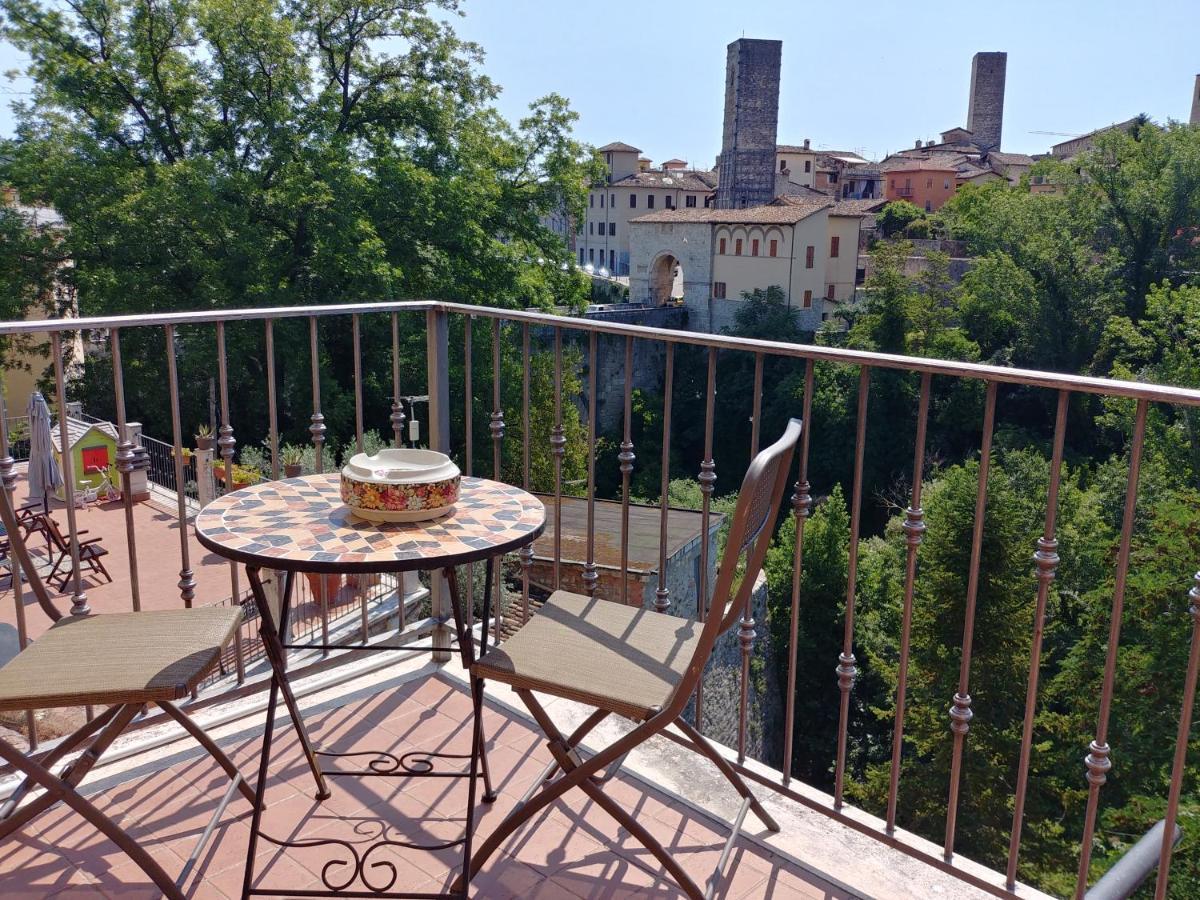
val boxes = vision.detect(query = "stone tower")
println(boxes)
[1191,75,1200,126]
[715,38,782,210]
[966,51,1007,154]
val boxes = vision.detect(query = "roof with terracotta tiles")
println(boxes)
[631,197,831,225]
[597,141,642,153]
[612,170,717,192]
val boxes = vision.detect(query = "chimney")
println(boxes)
[915,139,923,148]
[966,51,1007,153]
[1191,74,1200,126]
[715,38,783,209]
[803,138,810,150]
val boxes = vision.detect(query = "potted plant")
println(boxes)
[305,571,343,601]
[195,423,215,451]
[280,444,304,478]
[212,460,261,491]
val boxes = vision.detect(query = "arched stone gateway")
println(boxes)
[650,253,683,305]
[628,220,713,323]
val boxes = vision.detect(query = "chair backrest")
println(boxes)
[37,512,70,552]
[664,418,802,718]
[0,486,66,622]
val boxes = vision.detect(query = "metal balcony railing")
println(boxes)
[2,299,1199,900]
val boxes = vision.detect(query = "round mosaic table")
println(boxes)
[195,473,546,573]
[195,474,545,900]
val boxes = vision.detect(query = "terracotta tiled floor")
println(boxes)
[0,675,847,899]
[1,471,236,642]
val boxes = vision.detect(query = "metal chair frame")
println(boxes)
[457,418,803,900]
[0,486,254,899]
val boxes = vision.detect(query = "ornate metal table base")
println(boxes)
[241,564,495,900]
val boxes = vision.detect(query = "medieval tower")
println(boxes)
[966,51,1007,154]
[715,38,782,210]
[1190,75,1200,126]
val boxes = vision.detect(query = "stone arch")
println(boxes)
[650,253,684,305]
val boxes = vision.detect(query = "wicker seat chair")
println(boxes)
[0,486,254,899]
[458,419,802,900]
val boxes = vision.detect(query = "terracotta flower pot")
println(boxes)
[195,436,215,451]
[305,571,342,600]
[284,464,303,478]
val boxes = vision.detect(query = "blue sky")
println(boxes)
[1,0,1196,163]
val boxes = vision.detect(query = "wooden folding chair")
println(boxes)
[33,511,113,589]
[458,419,802,899]
[0,486,255,899]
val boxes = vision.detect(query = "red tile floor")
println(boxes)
[0,675,848,899]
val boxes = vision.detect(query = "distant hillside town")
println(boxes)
[565,41,1200,333]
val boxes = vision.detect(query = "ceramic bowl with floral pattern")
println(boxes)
[340,448,461,523]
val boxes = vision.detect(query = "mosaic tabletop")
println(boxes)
[195,474,545,573]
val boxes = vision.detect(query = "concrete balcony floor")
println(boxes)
[0,650,1040,899]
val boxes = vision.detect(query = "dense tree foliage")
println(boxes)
[0,0,600,454]
[610,124,1200,897]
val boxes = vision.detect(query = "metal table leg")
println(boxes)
[240,559,503,899]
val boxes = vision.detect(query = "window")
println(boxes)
[600,193,605,207]
[802,289,812,308]
[805,245,814,268]
[830,235,840,258]
[830,172,838,184]
[925,201,932,212]
[665,195,673,208]
[82,445,109,473]
[610,194,615,207]
[926,178,933,189]
[589,248,595,262]
[648,195,655,209]
[630,194,637,208]
[804,160,811,173]
[719,237,727,254]
[769,239,778,257]
[579,248,585,264]
[751,239,759,256]
[780,159,787,172]
[609,222,616,236]
[891,179,896,188]
[609,250,615,270]
[589,222,594,235]
[827,284,836,300]
[714,281,727,299]
[685,195,697,208]
[944,179,950,190]
[735,238,743,255]
[589,193,594,207]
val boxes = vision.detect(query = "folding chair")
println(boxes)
[32,511,113,589]
[458,418,802,899]
[0,486,255,899]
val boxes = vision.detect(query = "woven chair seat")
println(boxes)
[0,607,242,712]
[475,591,702,720]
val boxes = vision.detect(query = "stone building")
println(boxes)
[966,51,1007,154]
[577,142,716,276]
[1191,75,1200,126]
[627,197,865,333]
[878,51,1032,203]
[626,38,866,333]
[715,39,782,210]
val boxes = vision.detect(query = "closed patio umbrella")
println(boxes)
[26,392,62,514]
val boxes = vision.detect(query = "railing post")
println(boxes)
[426,307,452,662]
[0,392,36,749]
[195,447,217,507]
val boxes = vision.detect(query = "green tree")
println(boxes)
[0,0,601,447]
[876,200,924,238]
